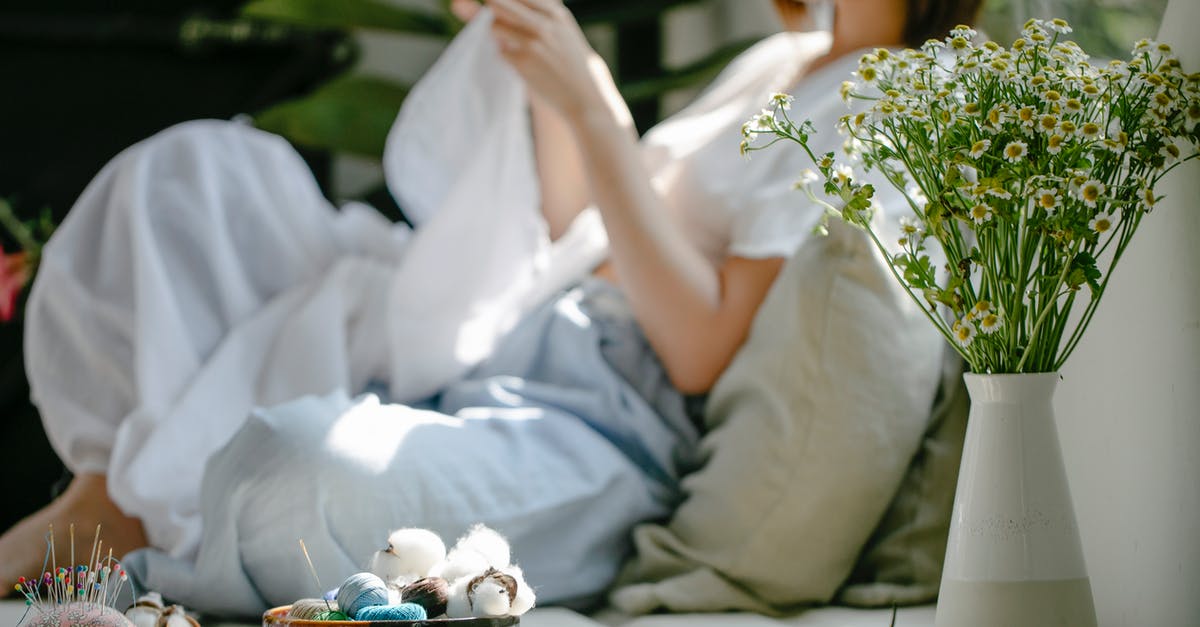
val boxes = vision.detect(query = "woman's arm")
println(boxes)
[488,0,783,394]
[529,93,589,240]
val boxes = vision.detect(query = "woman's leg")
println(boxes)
[0,476,147,591]
[123,390,671,616]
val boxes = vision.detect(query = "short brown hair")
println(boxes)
[903,0,984,47]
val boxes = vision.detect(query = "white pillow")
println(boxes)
[611,219,943,614]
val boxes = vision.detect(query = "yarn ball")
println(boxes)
[287,599,340,620]
[323,588,338,602]
[335,572,389,619]
[353,603,427,621]
[313,610,349,621]
[399,577,449,617]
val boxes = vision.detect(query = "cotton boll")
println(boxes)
[499,564,536,616]
[369,528,447,586]
[158,606,199,627]
[124,605,160,627]
[433,524,511,583]
[469,576,512,617]
[444,577,474,619]
[125,592,165,627]
[444,569,515,618]
[434,549,490,586]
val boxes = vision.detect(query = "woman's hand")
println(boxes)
[450,0,483,22]
[487,0,626,125]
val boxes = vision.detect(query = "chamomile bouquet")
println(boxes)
[743,19,1199,373]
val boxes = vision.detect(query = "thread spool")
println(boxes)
[335,573,389,620]
[400,577,449,618]
[287,599,339,620]
[353,603,427,621]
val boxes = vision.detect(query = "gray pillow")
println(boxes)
[610,220,944,615]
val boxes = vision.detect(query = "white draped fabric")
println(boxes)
[26,12,607,559]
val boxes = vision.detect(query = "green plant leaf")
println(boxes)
[241,0,455,35]
[253,74,410,159]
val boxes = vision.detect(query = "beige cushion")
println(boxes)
[610,220,943,615]
[835,350,968,607]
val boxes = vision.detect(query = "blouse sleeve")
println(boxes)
[727,51,872,260]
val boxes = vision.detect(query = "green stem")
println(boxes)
[862,226,972,367]
[0,198,40,255]
[1016,237,1081,372]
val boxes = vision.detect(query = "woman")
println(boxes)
[0,0,981,613]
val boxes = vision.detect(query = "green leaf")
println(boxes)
[241,0,455,35]
[1068,251,1103,292]
[253,74,410,159]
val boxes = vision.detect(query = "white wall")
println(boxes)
[1055,0,1200,625]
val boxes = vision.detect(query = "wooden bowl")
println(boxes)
[262,606,519,627]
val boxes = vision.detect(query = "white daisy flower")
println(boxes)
[1079,122,1102,140]
[1141,186,1158,210]
[979,312,1004,334]
[1186,102,1200,132]
[1088,212,1114,234]
[969,139,991,159]
[1048,134,1068,154]
[771,93,794,110]
[1041,89,1064,107]
[1035,188,1060,214]
[898,216,925,244]
[793,169,820,190]
[1160,141,1182,166]
[970,203,994,224]
[839,81,856,103]
[1039,114,1060,134]
[1047,18,1073,34]
[1016,106,1037,128]
[954,320,978,348]
[1003,140,1028,163]
[1077,179,1105,207]
[986,106,1010,127]
[832,163,855,185]
[949,25,978,40]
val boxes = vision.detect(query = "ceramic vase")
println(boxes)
[934,373,1097,627]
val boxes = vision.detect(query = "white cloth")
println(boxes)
[26,11,605,559]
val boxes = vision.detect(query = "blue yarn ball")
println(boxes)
[335,572,389,619]
[354,603,428,621]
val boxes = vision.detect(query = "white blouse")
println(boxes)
[641,31,871,264]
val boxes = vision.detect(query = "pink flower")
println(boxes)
[0,243,31,322]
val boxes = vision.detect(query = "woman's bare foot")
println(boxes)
[0,475,147,594]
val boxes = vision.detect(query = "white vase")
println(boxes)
[934,373,1098,627]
